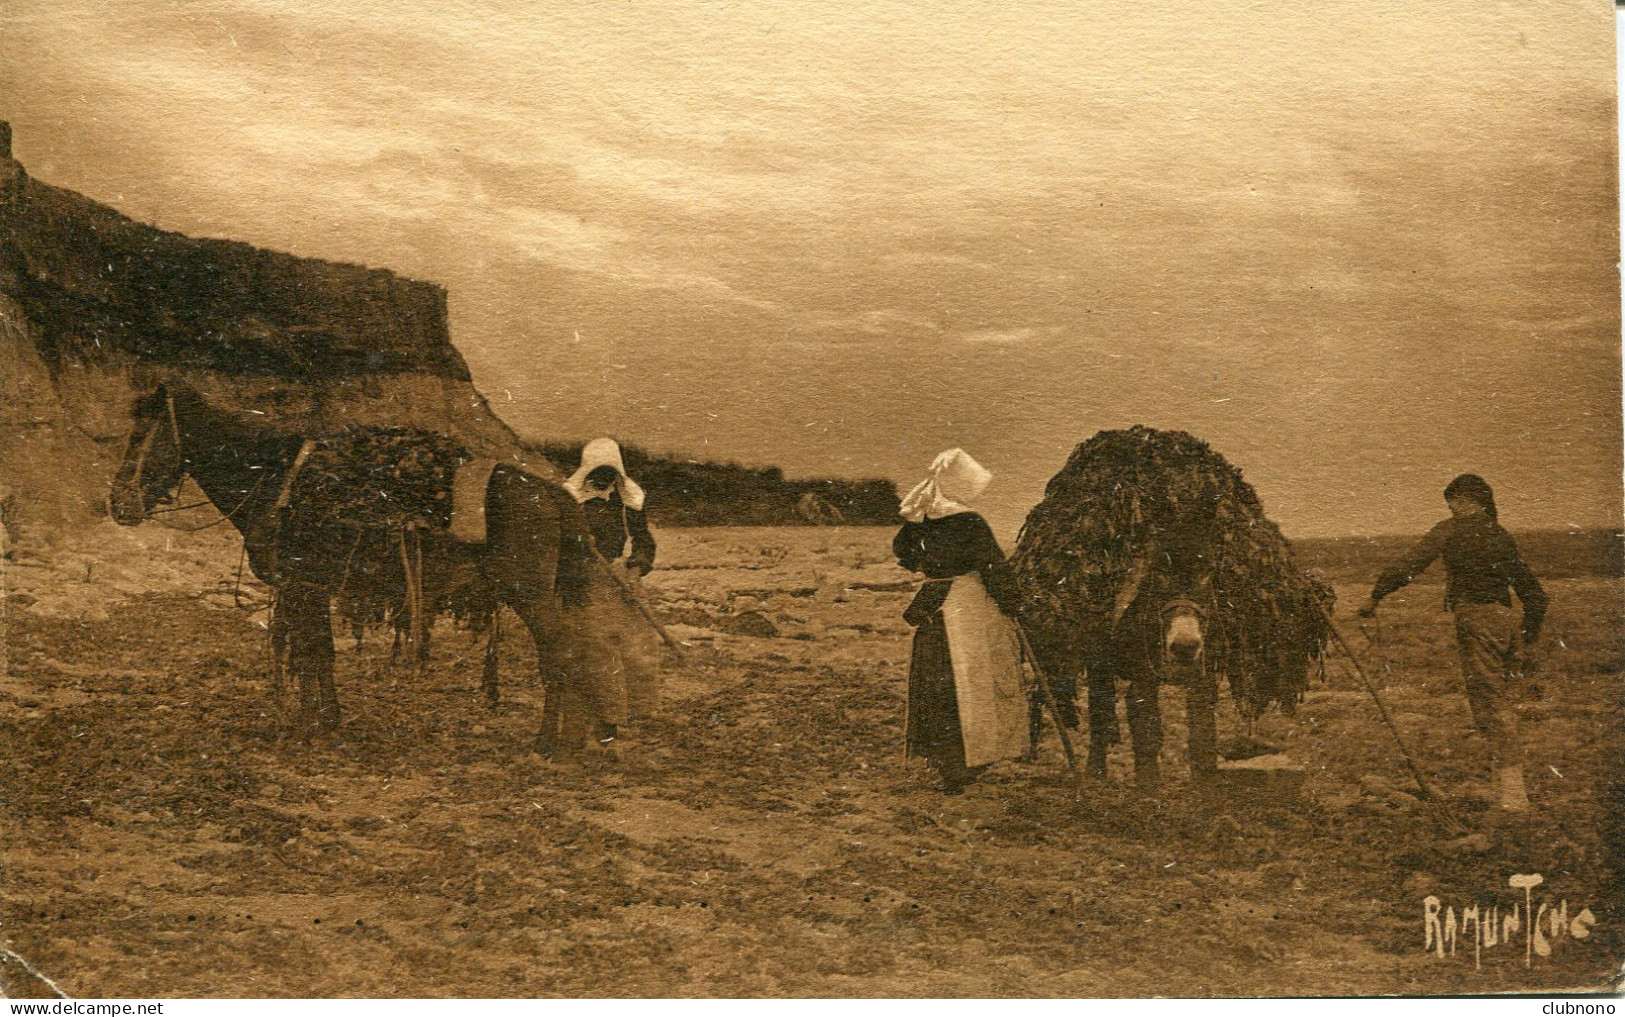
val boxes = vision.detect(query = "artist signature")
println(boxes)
[1423,873,1598,968]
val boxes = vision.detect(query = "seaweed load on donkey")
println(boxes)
[1005,426,1334,786]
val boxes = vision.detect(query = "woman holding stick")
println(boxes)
[892,449,1028,794]
[557,438,662,754]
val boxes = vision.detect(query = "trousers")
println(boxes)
[1453,601,1524,765]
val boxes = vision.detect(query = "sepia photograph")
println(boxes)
[0,0,1620,1000]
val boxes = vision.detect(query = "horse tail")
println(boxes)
[484,464,591,609]
[546,482,594,610]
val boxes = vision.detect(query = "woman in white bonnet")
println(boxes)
[893,449,1029,793]
[565,437,656,576]
[551,438,662,756]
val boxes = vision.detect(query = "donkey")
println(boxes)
[1077,539,1219,789]
[108,383,608,744]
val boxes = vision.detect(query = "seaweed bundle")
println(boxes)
[1007,426,1332,717]
[279,427,477,631]
[285,427,471,532]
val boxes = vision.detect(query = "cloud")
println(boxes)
[1,0,1617,536]
[957,327,1043,346]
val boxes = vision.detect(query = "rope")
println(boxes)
[150,473,268,533]
[334,529,365,597]
[482,607,503,707]
[230,544,261,612]
[412,526,425,672]
[396,525,426,675]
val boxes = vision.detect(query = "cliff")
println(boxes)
[527,440,901,527]
[0,122,540,540]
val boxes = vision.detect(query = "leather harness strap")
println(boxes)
[274,438,318,511]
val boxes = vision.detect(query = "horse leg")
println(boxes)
[1125,676,1163,790]
[1186,671,1219,786]
[509,596,571,755]
[481,606,502,708]
[268,597,288,701]
[316,615,341,732]
[1085,669,1117,779]
[537,680,564,756]
[280,585,337,737]
[557,685,592,759]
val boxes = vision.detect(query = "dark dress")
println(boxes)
[581,492,656,574]
[894,512,1011,788]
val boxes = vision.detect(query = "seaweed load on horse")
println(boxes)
[108,383,613,748]
[274,425,590,635]
[290,427,470,532]
[1005,426,1333,785]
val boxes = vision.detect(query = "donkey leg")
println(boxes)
[1020,694,1044,763]
[1085,672,1117,779]
[1186,673,1219,786]
[1125,677,1163,790]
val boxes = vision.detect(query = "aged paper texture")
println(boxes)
[0,1,1619,999]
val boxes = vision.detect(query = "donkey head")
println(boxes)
[1111,536,1212,672]
[1160,598,1206,667]
[108,387,186,526]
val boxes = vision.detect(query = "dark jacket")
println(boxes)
[894,512,1014,625]
[581,492,656,575]
[1371,514,1548,641]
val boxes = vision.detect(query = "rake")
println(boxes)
[1315,602,1468,835]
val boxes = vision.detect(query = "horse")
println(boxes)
[108,383,607,745]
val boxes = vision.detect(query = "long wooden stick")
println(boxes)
[596,555,685,656]
[1013,621,1082,782]
[1317,603,1466,833]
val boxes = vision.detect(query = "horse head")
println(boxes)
[109,386,186,526]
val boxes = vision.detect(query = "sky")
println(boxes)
[1,1,1619,539]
